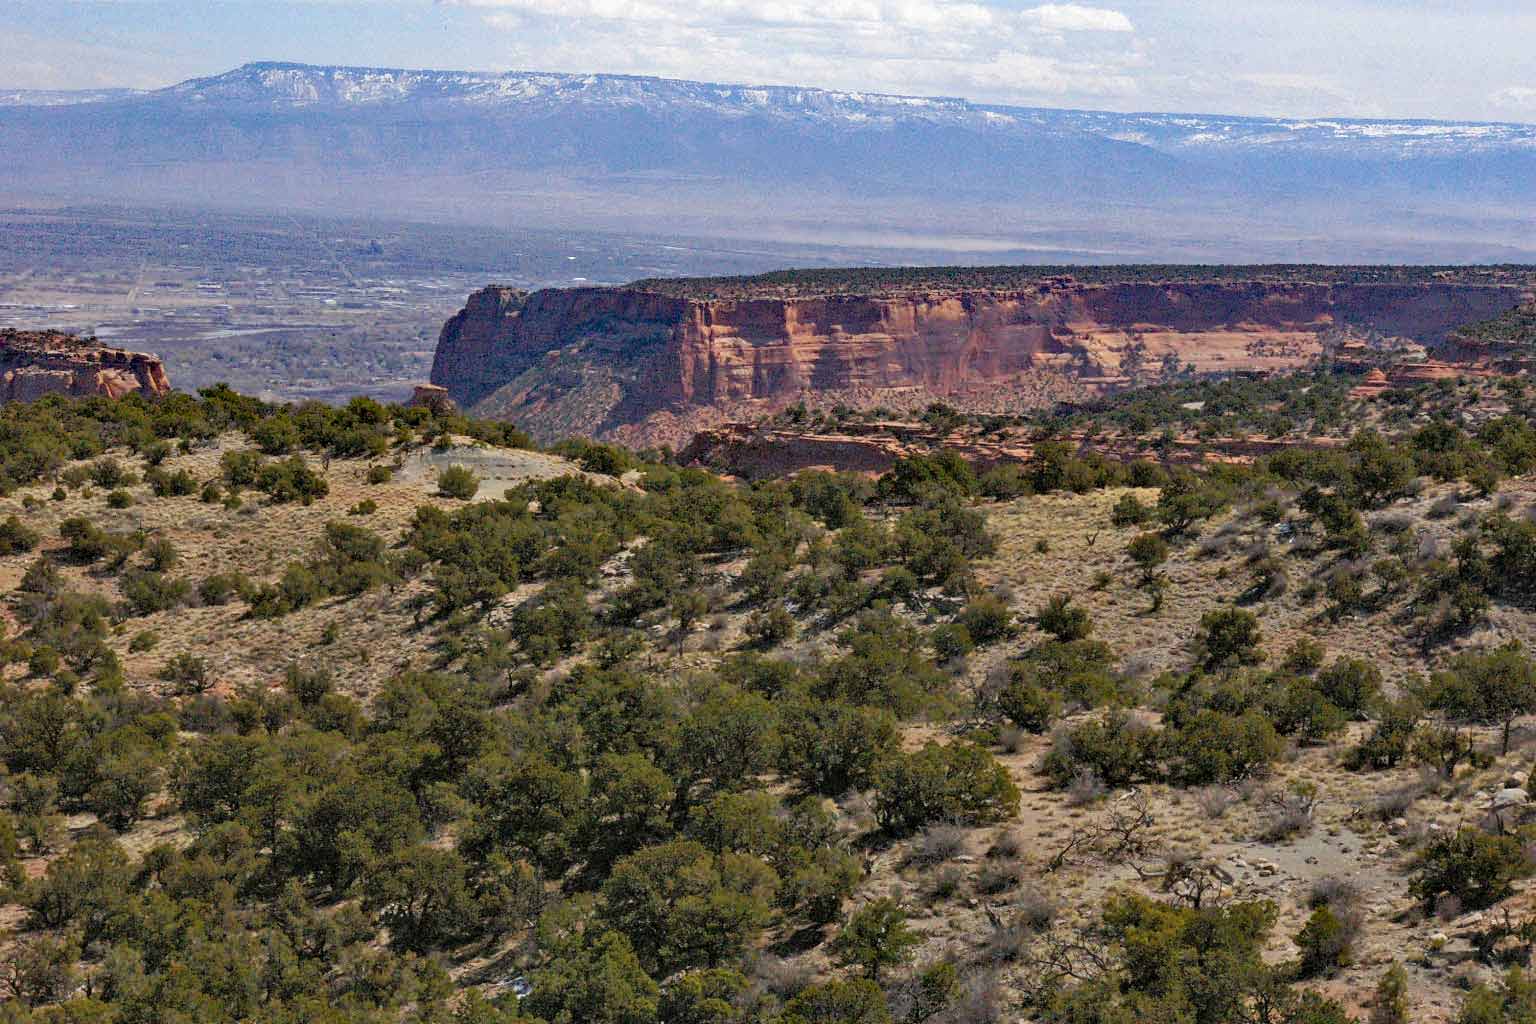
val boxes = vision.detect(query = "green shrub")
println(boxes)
[257,456,329,505]
[1163,710,1283,785]
[779,701,899,795]
[1196,607,1264,671]
[1126,532,1169,581]
[1372,963,1410,1024]
[437,464,480,500]
[197,572,248,606]
[782,980,890,1024]
[0,515,40,555]
[1041,711,1160,789]
[1111,493,1148,527]
[745,606,795,647]
[830,898,921,982]
[159,653,212,694]
[1295,905,1356,977]
[1034,594,1091,642]
[1411,829,1532,912]
[90,457,126,488]
[119,570,190,616]
[1266,680,1347,743]
[955,594,1015,645]
[873,742,1019,833]
[1315,658,1383,718]
[59,516,111,562]
[599,840,776,976]
[146,466,198,497]
[221,449,266,487]
[1347,696,1422,771]
[979,463,1030,500]
[999,680,1061,734]
[1281,638,1326,675]
[105,489,133,509]
[1423,642,1536,755]
[930,623,973,661]
[144,537,178,572]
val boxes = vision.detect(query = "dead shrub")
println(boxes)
[1263,784,1319,841]
[998,726,1027,755]
[1367,782,1426,822]
[1429,494,1460,519]
[1309,875,1362,910]
[1372,513,1414,535]
[1016,884,1059,932]
[910,824,968,867]
[753,956,814,1000]
[1066,768,1107,807]
[1193,786,1237,820]
[1435,893,1464,923]
[987,830,1025,860]
[1198,534,1233,559]
[930,972,1003,1024]
[926,865,965,901]
[975,859,1021,895]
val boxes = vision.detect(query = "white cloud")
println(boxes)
[1492,86,1536,111]
[445,0,1141,104]
[1024,4,1133,33]
[1232,72,1364,110]
[0,29,175,90]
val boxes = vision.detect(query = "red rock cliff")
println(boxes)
[431,278,1528,441]
[0,330,172,402]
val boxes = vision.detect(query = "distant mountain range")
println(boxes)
[3,62,1535,262]
[0,88,143,108]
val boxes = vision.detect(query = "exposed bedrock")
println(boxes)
[0,330,172,402]
[431,278,1529,441]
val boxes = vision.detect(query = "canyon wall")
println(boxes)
[0,330,172,402]
[431,278,1530,443]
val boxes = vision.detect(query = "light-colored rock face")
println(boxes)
[431,279,1528,442]
[0,331,171,402]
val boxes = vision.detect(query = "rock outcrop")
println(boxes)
[431,273,1531,444]
[0,330,171,402]
[679,420,1345,480]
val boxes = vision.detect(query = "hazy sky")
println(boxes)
[5,0,1535,122]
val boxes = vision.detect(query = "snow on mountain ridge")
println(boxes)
[0,88,144,108]
[14,61,1536,157]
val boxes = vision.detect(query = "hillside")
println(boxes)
[6,374,1536,1020]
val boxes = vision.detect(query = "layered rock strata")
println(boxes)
[0,330,171,402]
[432,277,1530,442]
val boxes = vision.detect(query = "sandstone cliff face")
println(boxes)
[432,279,1528,442]
[0,331,172,402]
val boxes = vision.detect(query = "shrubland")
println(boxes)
[2,371,1536,1022]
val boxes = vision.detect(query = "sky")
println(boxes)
[3,0,1536,122]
